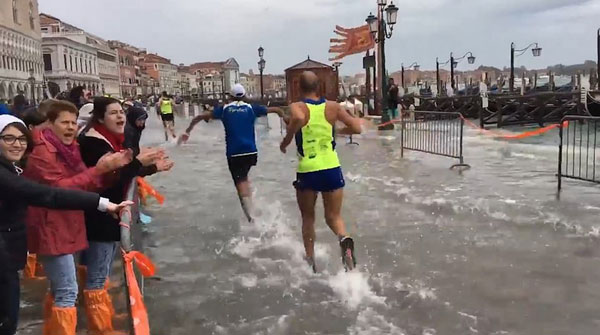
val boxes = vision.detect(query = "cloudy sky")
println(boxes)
[39,0,600,76]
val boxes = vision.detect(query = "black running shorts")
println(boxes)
[161,113,174,122]
[227,153,258,184]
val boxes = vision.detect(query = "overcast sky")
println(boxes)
[39,0,600,76]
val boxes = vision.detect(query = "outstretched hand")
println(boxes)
[279,141,287,154]
[96,150,134,174]
[106,200,134,219]
[137,148,163,167]
[156,157,175,172]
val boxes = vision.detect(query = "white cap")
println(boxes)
[79,103,94,116]
[230,84,246,98]
[0,115,25,133]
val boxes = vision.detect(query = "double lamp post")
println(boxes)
[509,42,542,93]
[365,0,398,115]
[436,52,475,96]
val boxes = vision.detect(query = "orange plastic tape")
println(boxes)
[374,113,566,140]
[137,177,165,205]
[130,251,156,278]
[122,250,156,335]
[461,115,568,140]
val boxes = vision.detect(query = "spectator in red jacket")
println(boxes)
[23,100,132,335]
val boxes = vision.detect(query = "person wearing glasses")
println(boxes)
[0,115,131,335]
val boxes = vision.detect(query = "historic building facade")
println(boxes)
[109,40,146,98]
[39,14,101,96]
[0,0,44,101]
[140,53,177,94]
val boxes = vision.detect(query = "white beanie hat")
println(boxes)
[0,115,26,133]
[230,83,246,98]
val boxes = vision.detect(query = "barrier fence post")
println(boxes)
[400,109,404,158]
[459,117,465,165]
[558,120,564,192]
[119,178,138,333]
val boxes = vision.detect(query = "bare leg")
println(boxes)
[323,188,356,270]
[162,121,168,141]
[168,121,177,139]
[296,189,318,259]
[322,188,347,238]
[235,180,253,222]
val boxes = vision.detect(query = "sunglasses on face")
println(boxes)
[0,135,28,146]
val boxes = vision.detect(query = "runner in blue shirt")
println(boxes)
[179,84,287,222]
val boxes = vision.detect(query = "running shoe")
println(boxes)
[339,236,356,271]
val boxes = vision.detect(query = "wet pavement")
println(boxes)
[19,109,600,335]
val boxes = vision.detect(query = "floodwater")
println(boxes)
[138,109,600,335]
[19,108,600,335]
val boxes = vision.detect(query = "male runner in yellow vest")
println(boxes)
[158,91,176,141]
[280,71,362,272]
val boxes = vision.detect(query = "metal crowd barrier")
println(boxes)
[119,178,142,332]
[400,111,470,169]
[558,116,600,191]
[120,178,139,253]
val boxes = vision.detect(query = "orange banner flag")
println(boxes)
[329,25,375,61]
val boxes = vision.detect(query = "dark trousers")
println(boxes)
[0,270,20,335]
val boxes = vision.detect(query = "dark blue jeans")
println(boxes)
[0,270,20,335]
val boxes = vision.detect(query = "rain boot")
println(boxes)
[24,253,37,279]
[104,278,123,318]
[83,289,126,335]
[42,293,53,335]
[46,307,76,335]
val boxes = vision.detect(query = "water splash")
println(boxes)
[327,271,386,309]
[347,307,405,335]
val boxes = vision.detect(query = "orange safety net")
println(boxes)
[137,177,165,205]
[122,250,156,335]
[329,25,375,61]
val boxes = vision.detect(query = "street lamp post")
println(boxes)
[401,62,419,91]
[28,68,36,105]
[450,52,475,90]
[366,0,399,116]
[333,61,343,97]
[510,42,542,93]
[258,46,265,102]
[436,57,451,96]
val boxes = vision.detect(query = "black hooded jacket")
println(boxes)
[124,107,148,156]
[123,107,157,176]
[0,157,100,271]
